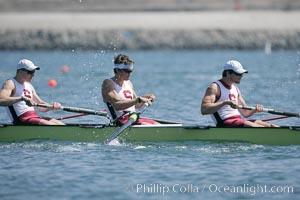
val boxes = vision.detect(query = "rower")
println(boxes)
[0,59,65,125]
[101,54,159,126]
[200,60,279,127]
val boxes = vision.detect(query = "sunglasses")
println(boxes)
[21,69,35,74]
[232,71,243,77]
[121,69,133,74]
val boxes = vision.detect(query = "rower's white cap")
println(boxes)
[223,60,248,74]
[17,59,40,71]
[114,63,133,70]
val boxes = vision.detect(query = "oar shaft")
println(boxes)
[35,103,108,117]
[56,114,87,120]
[267,110,299,117]
[238,105,273,112]
[249,116,289,122]
[239,105,300,118]
[104,103,149,144]
[61,106,107,116]
[104,114,138,144]
[35,103,53,109]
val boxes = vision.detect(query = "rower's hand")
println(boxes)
[22,96,35,107]
[52,102,62,110]
[254,104,264,113]
[225,100,239,109]
[148,94,156,102]
[140,96,153,106]
[142,94,156,102]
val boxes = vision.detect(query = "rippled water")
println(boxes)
[0,50,300,199]
[1,141,299,200]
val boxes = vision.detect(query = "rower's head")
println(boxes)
[113,54,134,75]
[16,59,40,81]
[222,60,248,77]
[16,59,40,72]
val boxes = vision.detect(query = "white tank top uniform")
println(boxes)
[211,80,241,126]
[105,79,136,122]
[6,79,35,123]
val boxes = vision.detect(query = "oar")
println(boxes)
[103,103,149,145]
[238,105,300,118]
[56,113,87,120]
[35,103,108,117]
[249,116,289,122]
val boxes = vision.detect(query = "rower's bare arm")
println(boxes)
[201,84,217,114]
[0,80,22,106]
[237,95,255,117]
[101,79,137,110]
[201,83,229,115]
[32,86,44,104]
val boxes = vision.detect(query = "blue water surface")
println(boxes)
[0,50,300,200]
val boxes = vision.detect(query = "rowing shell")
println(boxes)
[1,123,299,145]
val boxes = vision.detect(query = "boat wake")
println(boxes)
[105,139,122,146]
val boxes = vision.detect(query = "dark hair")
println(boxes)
[113,54,135,74]
[113,54,134,65]
[222,70,236,77]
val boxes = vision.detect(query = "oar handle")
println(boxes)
[238,105,300,118]
[35,103,54,109]
[238,105,273,112]
[110,103,150,124]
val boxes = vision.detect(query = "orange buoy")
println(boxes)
[61,65,69,73]
[48,79,57,87]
